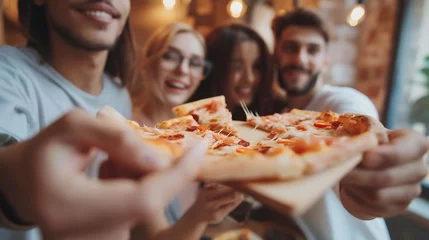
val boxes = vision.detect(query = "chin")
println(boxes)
[166,96,188,107]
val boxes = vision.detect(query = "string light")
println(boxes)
[163,0,176,10]
[227,0,247,18]
[347,0,365,27]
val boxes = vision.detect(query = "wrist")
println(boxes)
[183,206,209,226]
[0,144,34,225]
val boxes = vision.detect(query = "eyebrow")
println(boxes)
[282,40,323,48]
[167,46,204,59]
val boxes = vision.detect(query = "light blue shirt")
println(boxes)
[0,46,132,240]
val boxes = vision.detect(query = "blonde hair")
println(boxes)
[131,22,206,109]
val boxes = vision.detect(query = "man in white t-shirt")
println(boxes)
[0,0,207,239]
[272,8,429,240]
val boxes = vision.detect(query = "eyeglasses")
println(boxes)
[160,48,212,78]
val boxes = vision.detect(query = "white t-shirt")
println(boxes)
[295,85,391,240]
[0,46,132,240]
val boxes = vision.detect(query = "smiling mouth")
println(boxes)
[75,2,120,23]
[165,80,189,91]
[82,10,114,21]
[235,87,253,98]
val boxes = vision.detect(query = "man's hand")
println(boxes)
[0,109,207,240]
[340,129,429,220]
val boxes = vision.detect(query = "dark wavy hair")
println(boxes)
[272,8,332,43]
[189,24,281,120]
[18,0,138,88]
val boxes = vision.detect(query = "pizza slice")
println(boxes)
[96,106,184,167]
[252,109,388,173]
[172,96,238,136]
[157,115,305,181]
[157,116,251,156]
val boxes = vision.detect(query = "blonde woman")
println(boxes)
[132,23,243,240]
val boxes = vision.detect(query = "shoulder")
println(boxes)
[0,46,42,82]
[0,46,41,64]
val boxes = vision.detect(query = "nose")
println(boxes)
[243,66,256,84]
[296,48,309,65]
[177,59,190,75]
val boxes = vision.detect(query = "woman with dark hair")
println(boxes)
[189,24,283,120]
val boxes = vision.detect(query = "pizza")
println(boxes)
[245,108,387,173]
[172,96,238,136]
[97,95,388,182]
[213,229,263,240]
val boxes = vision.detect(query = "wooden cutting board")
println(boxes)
[227,121,362,216]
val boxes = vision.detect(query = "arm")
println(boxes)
[154,210,208,240]
[0,143,35,229]
[1,109,208,239]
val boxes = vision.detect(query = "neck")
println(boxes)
[287,79,323,110]
[140,99,175,127]
[49,33,109,95]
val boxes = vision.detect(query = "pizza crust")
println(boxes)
[301,131,379,173]
[156,115,198,130]
[172,95,226,116]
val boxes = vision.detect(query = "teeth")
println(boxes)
[238,88,252,94]
[167,81,187,89]
[84,10,113,21]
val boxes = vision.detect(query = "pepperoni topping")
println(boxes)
[197,125,209,131]
[191,114,199,122]
[257,146,271,154]
[314,120,331,128]
[317,110,338,122]
[186,125,209,132]
[160,134,185,140]
[186,126,198,132]
[267,129,285,139]
[331,121,341,129]
[236,148,255,154]
[296,125,307,131]
[277,138,296,145]
[207,101,221,113]
[213,143,228,149]
[238,139,250,147]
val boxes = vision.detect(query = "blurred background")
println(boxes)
[0,0,428,238]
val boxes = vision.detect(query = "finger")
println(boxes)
[49,109,170,172]
[340,186,378,220]
[218,195,244,214]
[360,184,422,206]
[341,188,410,219]
[341,161,428,188]
[202,187,235,199]
[44,177,140,232]
[133,141,207,217]
[207,192,243,209]
[361,130,429,169]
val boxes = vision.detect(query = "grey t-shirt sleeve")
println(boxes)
[165,197,182,225]
[0,62,32,141]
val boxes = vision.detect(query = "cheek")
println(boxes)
[188,77,202,92]
[153,67,168,87]
[228,73,241,89]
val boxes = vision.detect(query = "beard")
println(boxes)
[278,65,320,96]
[52,20,119,52]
